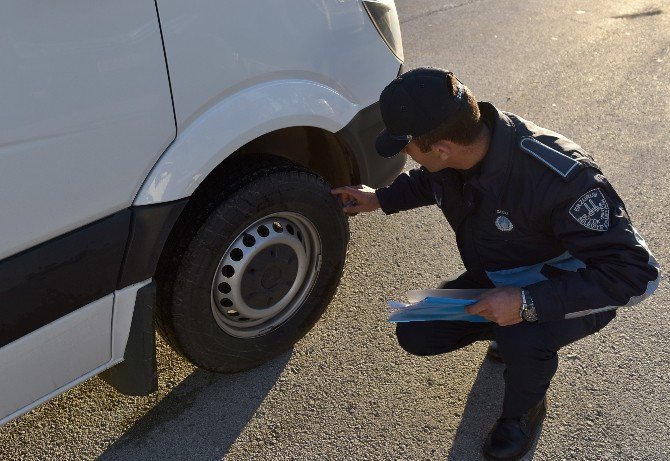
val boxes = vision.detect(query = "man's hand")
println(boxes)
[331,185,381,214]
[466,287,523,326]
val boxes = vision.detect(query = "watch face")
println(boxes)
[523,306,538,322]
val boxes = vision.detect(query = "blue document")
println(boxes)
[388,290,491,323]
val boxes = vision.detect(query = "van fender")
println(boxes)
[133,80,360,206]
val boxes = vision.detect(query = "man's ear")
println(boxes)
[431,139,451,160]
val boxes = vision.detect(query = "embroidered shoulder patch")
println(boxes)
[569,189,609,231]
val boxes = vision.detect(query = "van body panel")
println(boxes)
[0,0,175,261]
[134,79,362,205]
[155,0,400,131]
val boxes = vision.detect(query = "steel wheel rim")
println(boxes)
[210,212,321,338]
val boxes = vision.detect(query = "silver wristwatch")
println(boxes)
[520,288,538,322]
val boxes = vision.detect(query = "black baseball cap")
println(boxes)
[375,67,467,158]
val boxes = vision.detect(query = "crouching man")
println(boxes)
[332,67,660,461]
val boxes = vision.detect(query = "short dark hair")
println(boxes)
[413,74,481,152]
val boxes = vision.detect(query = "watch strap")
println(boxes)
[520,288,538,322]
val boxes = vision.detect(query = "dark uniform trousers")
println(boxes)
[395,272,616,418]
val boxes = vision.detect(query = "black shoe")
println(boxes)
[483,398,547,461]
[486,341,504,363]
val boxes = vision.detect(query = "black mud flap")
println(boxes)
[100,282,158,396]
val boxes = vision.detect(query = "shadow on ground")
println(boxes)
[97,351,291,461]
[447,358,541,461]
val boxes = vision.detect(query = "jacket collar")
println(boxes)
[466,102,516,197]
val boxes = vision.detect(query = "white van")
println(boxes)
[0,0,405,426]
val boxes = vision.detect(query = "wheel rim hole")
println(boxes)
[258,225,270,237]
[286,224,295,235]
[220,298,233,308]
[272,221,283,233]
[218,282,231,294]
[222,265,235,277]
[242,234,256,247]
[227,309,239,317]
[297,231,303,242]
[230,248,243,261]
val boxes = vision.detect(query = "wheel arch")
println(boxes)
[133,79,364,206]
[232,126,361,188]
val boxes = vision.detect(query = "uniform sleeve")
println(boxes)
[374,167,436,214]
[527,171,661,322]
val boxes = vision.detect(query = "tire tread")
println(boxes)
[155,154,348,372]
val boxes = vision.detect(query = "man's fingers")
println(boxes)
[466,300,488,315]
[331,185,379,214]
[331,188,356,206]
[332,188,358,203]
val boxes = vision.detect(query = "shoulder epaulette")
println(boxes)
[519,137,582,182]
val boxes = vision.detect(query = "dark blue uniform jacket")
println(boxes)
[375,102,660,322]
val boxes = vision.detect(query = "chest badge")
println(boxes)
[495,215,514,232]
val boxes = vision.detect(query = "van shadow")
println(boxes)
[446,357,541,461]
[97,351,291,461]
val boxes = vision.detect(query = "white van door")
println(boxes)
[0,0,174,424]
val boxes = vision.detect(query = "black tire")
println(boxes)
[155,156,349,372]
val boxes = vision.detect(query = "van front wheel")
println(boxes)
[156,160,349,373]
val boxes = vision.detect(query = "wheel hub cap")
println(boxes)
[241,244,299,309]
[210,213,321,338]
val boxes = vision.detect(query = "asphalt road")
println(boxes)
[2,0,669,460]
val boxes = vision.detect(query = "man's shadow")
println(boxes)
[96,350,291,461]
[447,357,542,461]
